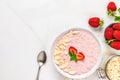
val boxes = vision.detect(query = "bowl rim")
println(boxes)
[51,28,103,79]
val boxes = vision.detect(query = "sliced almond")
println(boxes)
[59,44,65,49]
[58,40,64,45]
[59,59,65,64]
[54,55,60,60]
[68,69,76,74]
[59,62,68,69]
[63,68,69,72]
[54,50,62,55]
[64,38,70,43]
[65,34,70,38]
[72,31,79,35]
[63,43,67,47]
[54,60,59,65]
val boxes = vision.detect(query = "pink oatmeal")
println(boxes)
[53,29,100,75]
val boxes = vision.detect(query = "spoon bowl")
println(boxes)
[37,51,47,66]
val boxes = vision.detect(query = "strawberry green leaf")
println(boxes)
[69,52,77,62]
[99,19,104,27]
[106,39,116,45]
[107,10,116,16]
[114,16,120,22]
[118,8,120,13]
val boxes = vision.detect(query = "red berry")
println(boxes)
[110,41,120,50]
[76,52,85,60]
[105,27,113,40]
[107,2,117,11]
[69,46,77,54]
[88,17,104,28]
[113,30,120,40]
[112,23,120,30]
[88,17,100,28]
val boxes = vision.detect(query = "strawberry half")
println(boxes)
[113,30,120,40]
[105,27,113,40]
[88,17,104,28]
[69,46,77,54]
[76,52,85,60]
[110,41,120,50]
[107,2,117,16]
[112,23,120,30]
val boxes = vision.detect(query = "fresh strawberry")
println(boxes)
[107,2,117,11]
[112,23,120,30]
[69,46,77,54]
[105,27,113,40]
[110,41,120,50]
[113,30,120,40]
[88,17,104,28]
[76,52,85,60]
[107,2,117,16]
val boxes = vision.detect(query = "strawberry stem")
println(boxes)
[106,39,116,45]
[107,10,116,16]
[99,19,104,27]
[118,8,120,13]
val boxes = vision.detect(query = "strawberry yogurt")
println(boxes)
[53,29,100,75]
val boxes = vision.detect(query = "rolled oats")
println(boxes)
[106,56,120,80]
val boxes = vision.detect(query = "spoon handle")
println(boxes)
[36,66,41,80]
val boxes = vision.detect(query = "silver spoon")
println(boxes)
[36,51,47,80]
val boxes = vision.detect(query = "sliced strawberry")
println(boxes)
[76,52,85,60]
[104,27,113,40]
[113,30,120,40]
[69,46,77,54]
[110,41,120,50]
[112,23,120,30]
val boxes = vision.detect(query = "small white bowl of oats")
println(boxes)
[105,55,120,80]
[97,55,120,80]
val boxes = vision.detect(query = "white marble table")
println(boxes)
[0,0,119,80]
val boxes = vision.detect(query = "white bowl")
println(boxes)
[52,28,103,79]
[104,23,120,55]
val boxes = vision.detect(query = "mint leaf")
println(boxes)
[114,16,120,22]
[69,51,73,56]
[118,8,120,13]
[69,52,77,62]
